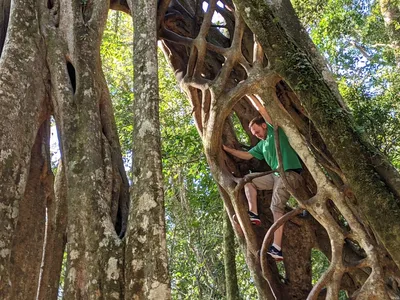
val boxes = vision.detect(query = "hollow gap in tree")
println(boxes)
[202,1,230,38]
[231,111,251,145]
[311,248,330,285]
[276,261,286,282]
[232,63,248,82]
[213,20,229,39]
[47,0,54,9]
[57,250,68,298]
[211,4,228,37]
[50,116,60,172]
[339,290,349,299]
[82,2,92,24]
[344,238,367,261]
[66,61,76,94]
[287,195,299,208]
[276,81,305,117]
[326,199,351,233]
[201,49,225,80]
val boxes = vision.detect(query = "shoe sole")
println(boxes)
[267,252,283,261]
[233,215,261,226]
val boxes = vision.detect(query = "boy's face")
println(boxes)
[250,123,267,140]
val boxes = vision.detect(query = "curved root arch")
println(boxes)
[157,0,400,298]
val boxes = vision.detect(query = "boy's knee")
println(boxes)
[270,203,285,214]
[244,182,256,190]
[271,193,289,214]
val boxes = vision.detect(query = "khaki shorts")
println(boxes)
[251,171,302,213]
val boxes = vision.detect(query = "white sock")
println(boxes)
[272,243,281,251]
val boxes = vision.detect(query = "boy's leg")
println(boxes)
[244,173,274,225]
[272,210,284,247]
[244,182,258,214]
[268,172,302,259]
[247,173,275,212]
[271,175,290,249]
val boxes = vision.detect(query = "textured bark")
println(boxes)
[233,0,400,270]
[124,0,171,298]
[0,0,10,57]
[1,0,130,298]
[44,2,127,298]
[0,0,48,296]
[156,0,400,298]
[1,0,399,299]
[157,1,316,297]
[37,161,67,300]
[10,120,52,299]
[223,210,240,300]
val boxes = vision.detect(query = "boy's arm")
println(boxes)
[223,145,254,160]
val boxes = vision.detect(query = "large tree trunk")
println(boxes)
[124,0,171,298]
[234,0,400,268]
[10,120,53,299]
[1,0,130,298]
[156,0,400,298]
[0,0,10,56]
[47,2,128,298]
[37,160,68,300]
[0,0,49,296]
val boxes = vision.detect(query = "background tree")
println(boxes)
[101,12,257,299]
[124,0,171,297]
[157,0,400,298]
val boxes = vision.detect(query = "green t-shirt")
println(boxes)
[248,123,302,171]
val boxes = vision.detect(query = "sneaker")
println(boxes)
[267,245,283,261]
[248,211,261,226]
[298,210,309,218]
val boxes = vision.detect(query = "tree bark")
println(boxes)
[0,0,48,296]
[233,0,400,270]
[37,160,68,300]
[10,120,53,299]
[223,209,240,300]
[157,0,400,298]
[2,0,130,298]
[2,0,400,298]
[44,1,127,298]
[0,0,10,57]
[124,0,171,299]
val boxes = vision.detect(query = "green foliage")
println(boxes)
[310,248,329,284]
[100,11,259,299]
[159,56,226,298]
[291,0,400,169]
[234,251,258,299]
[231,112,250,145]
[339,76,400,169]
[293,0,389,70]
[57,251,67,299]
[311,248,349,299]
[101,11,134,170]
[159,55,258,299]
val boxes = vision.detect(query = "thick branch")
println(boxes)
[259,208,302,299]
